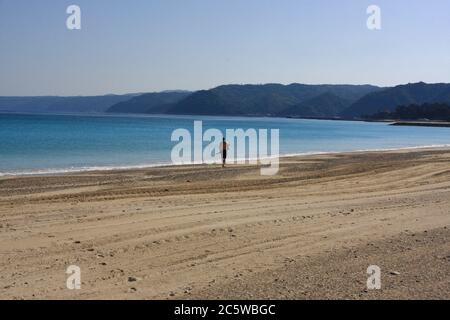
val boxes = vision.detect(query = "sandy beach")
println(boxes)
[0,147,449,300]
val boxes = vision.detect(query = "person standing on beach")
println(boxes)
[219,137,229,168]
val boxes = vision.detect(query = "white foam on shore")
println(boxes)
[1,144,450,177]
[0,163,174,177]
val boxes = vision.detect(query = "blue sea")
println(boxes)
[1,112,450,176]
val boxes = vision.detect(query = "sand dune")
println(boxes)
[0,148,449,299]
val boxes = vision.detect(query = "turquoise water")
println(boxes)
[1,112,450,175]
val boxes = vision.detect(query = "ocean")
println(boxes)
[1,112,450,176]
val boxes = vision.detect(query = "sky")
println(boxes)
[0,0,449,96]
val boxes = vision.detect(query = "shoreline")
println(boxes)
[391,121,450,128]
[2,144,450,178]
[1,146,450,299]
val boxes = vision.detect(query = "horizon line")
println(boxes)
[0,81,442,98]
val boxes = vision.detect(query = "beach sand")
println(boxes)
[0,148,449,299]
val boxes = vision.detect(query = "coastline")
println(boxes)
[1,146,450,299]
[391,121,450,128]
[2,144,450,178]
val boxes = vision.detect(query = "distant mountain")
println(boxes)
[278,92,351,118]
[342,82,450,118]
[165,84,380,116]
[0,94,139,113]
[107,91,191,114]
[5,82,450,120]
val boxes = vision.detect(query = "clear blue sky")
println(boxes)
[1,0,449,96]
